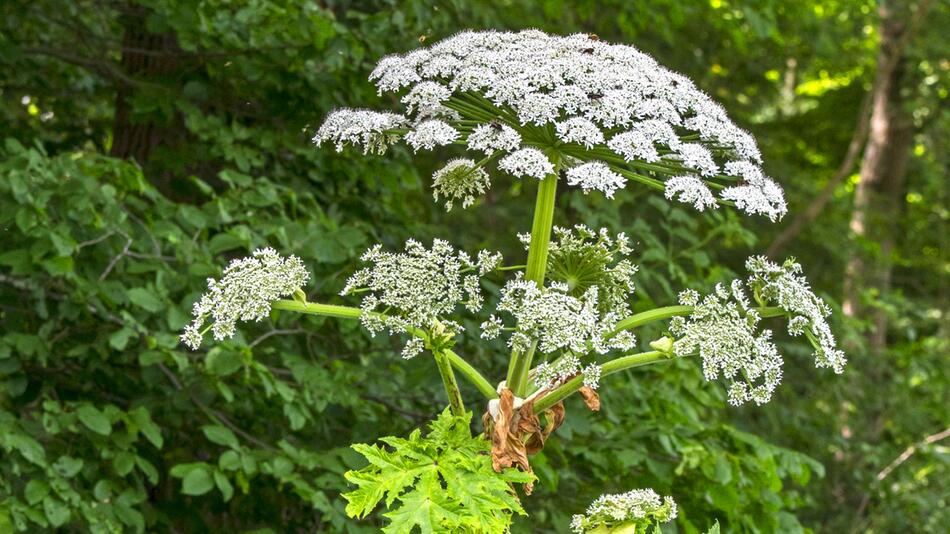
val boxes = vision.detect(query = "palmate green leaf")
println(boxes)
[382,471,462,534]
[343,409,532,533]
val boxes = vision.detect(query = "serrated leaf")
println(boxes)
[382,471,461,534]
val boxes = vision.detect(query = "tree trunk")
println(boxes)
[109,3,185,193]
[842,2,915,351]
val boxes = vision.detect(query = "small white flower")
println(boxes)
[466,122,522,154]
[664,175,718,211]
[582,364,602,389]
[555,117,605,148]
[499,148,554,179]
[745,256,846,373]
[401,81,452,114]
[404,120,459,152]
[401,337,425,359]
[565,162,627,198]
[480,315,503,340]
[672,143,719,177]
[571,489,677,533]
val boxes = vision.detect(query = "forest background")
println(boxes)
[0,0,947,532]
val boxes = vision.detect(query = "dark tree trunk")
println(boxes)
[109,4,186,194]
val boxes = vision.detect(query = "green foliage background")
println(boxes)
[0,0,946,532]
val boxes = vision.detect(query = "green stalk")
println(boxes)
[608,306,694,337]
[506,172,559,396]
[271,299,497,400]
[433,349,466,416]
[533,350,668,413]
[444,349,498,400]
[271,300,362,319]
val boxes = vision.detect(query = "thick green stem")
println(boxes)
[607,305,786,338]
[271,300,362,319]
[433,349,466,416]
[506,173,559,396]
[533,350,668,413]
[271,299,497,401]
[444,349,498,400]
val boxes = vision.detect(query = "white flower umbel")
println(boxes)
[565,162,627,198]
[466,122,522,154]
[495,274,634,356]
[403,119,459,152]
[672,258,845,404]
[570,489,677,533]
[664,175,718,211]
[431,158,491,211]
[555,117,605,148]
[182,248,309,350]
[341,239,501,357]
[670,283,783,406]
[317,29,788,218]
[312,108,406,154]
[745,256,847,373]
[721,161,787,222]
[498,148,555,179]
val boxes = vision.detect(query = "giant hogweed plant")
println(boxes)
[182,30,846,533]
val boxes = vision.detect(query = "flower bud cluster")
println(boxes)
[181,248,309,350]
[570,488,677,533]
[342,239,502,358]
[745,256,847,373]
[671,283,783,406]
[672,258,846,405]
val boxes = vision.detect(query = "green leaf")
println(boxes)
[202,425,239,449]
[113,451,136,476]
[127,288,164,312]
[214,470,234,501]
[42,497,70,527]
[53,456,84,478]
[218,450,241,471]
[131,407,164,449]
[181,466,214,496]
[705,520,721,534]
[77,404,112,435]
[24,479,50,505]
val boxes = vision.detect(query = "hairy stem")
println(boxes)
[533,350,668,413]
[506,172,558,396]
[433,349,466,416]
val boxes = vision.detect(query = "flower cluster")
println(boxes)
[671,284,783,406]
[543,225,637,317]
[570,488,677,533]
[533,356,602,390]
[670,257,846,405]
[483,273,636,356]
[312,108,406,154]
[745,256,847,373]
[341,239,502,358]
[431,158,491,210]
[181,248,309,350]
[318,29,787,219]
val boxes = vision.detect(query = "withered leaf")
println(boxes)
[578,386,601,411]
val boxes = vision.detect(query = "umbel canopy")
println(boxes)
[315,29,787,221]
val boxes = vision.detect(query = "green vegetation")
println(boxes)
[1,1,946,532]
